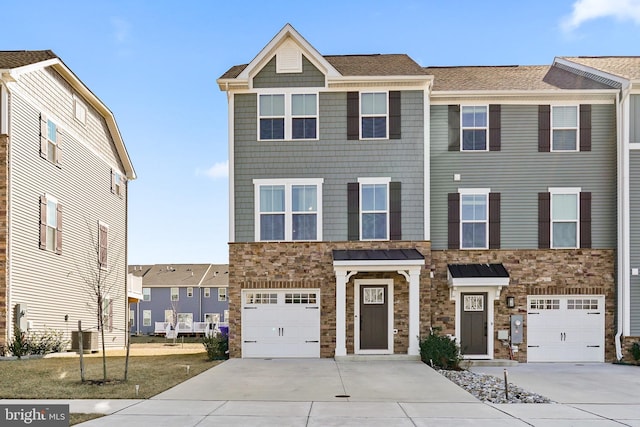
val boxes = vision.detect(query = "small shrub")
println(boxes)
[419,328,461,370]
[630,342,640,362]
[7,329,68,357]
[8,329,28,358]
[202,332,229,361]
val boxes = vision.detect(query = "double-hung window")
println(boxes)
[550,188,579,248]
[361,92,387,139]
[142,287,151,301]
[170,287,179,302]
[218,287,227,301]
[461,106,488,151]
[259,93,318,140]
[460,189,489,249]
[40,194,62,254]
[98,222,108,270]
[143,310,151,327]
[254,178,323,241]
[551,106,578,151]
[359,178,389,240]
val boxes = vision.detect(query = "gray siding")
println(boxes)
[234,90,425,242]
[431,104,617,250]
[630,150,640,334]
[631,95,640,144]
[253,56,325,88]
[9,74,128,348]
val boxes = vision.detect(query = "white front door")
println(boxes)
[242,289,320,358]
[527,295,604,362]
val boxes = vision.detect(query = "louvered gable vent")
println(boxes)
[276,39,302,73]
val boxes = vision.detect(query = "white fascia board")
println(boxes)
[216,78,249,92]
[448,277,510,287]
[238,24,341,81]
[329,75,433,84]
[333,260,425,269]
[554,57,630,90]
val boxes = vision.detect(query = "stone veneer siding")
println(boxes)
[430,249,616,362]
[622,336,640,362]
[0,135,8,354]
[228,241,431,358]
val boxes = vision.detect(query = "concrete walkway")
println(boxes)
[3,360,639,426]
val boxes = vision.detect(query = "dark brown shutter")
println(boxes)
[55,202,62,254]
[448,193,460,249]
[347,92,359,140]
[39,113,48,159]
[580,192,592,248]
[448,105,460,151]
[39,195,47,249]
[55,127,62,166]
[538,192,551,249]
[389,181,401,240]
[389,91,401,139]
[489,104,501,151]
[580,104,592,152]
[538,105,551,152]
[110,169,115,194]
[347,182,359,240]
[488,192,501,249]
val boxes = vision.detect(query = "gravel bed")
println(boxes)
[439,369,554,403]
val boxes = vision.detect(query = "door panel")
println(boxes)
[460,293,488,355]
[360,285,388,350]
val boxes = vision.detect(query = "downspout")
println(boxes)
[615,84,631,361]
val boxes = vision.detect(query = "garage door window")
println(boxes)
[285,292,317,304]
[245,292,277,304]
[568,299,598,310]
[529,298,560,310]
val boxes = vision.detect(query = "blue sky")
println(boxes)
[2,0,639,264]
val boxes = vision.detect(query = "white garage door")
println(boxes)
[527,296,604,362]
[242,289,320,358]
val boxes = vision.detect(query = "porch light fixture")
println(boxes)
[506,296,515,309]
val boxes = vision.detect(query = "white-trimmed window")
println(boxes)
[40,194,61,254]
[46,119,59,163]
[170,287,179,302]
[224,309,229,322]
[218,287,227,301]
[187,287,194,298]
[102,296,113,332]
[129,309,135,328]
[360,92,387,139]
[164,310,173,324]
[205,313,220,325]
[259,93,318,140]
[254,178,323,241]
[142,287,151,301]
[550,187,580,248]
[461,106,488,151]
[203,287,211,298]
[177,313,193,329]
[98,222,108,270]
[552,106,579,151]
[143,310,152,327]
[73,96,87,125]
[459,189,489,249]
[111,169,124,197]
[359,177,390,240]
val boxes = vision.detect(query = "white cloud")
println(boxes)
[111,17,131,43]
[199,160,229,179]
[562,0,640,32]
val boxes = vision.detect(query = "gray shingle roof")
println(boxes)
[0,50,57,68]
[128,264,228,287]
[425,65,615,91]
[561,56,640,80]
[219,54,427,79]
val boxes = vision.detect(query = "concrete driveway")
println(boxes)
[9,359,638,426]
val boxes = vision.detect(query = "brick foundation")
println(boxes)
[621,336,640,362]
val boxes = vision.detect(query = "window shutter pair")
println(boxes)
[537,192,591,248]
[39,113,62,165]
[447,192,500,249]
[538,105,591,152]
[347,182,402,240]
[39,196,62,254]
[347,92,401,140]
[448,105,501,151]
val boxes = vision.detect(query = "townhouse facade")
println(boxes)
[0,51,136,352]
[218,25,639,362]
[128,264,229,336]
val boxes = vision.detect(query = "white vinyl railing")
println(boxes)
[154,321,227,335]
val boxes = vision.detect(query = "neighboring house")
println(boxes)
[217,24,639,362]
[128,264,229,335]
[0,50,136,353]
